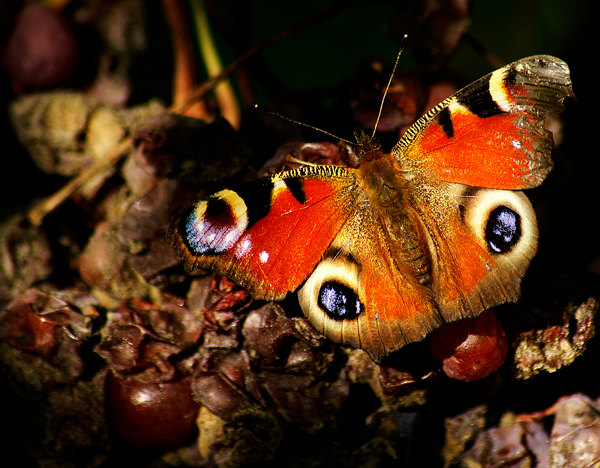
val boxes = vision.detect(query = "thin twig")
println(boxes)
[28,138,132,226]
[161,0,207,118]
[27,1,347,226]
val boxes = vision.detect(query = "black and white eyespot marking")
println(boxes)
[458,186,536,266]
[437,106,454,138]
[485,206,522,254]
[183,200,233,256]
[178,187,251,257]
[298,254,364,327]
[318,281,364,321]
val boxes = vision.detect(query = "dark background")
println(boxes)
[0,1,598,466]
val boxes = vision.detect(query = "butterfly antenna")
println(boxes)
[254,104,355,146]
[371,34,408,139]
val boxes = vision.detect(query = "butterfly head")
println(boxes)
[354,129,383,163]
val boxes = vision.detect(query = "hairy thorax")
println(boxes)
[358,150,433,287]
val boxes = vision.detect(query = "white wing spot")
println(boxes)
[235,237,253,258]
[259,251,270,264]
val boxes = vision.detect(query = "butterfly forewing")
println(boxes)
[168,165,358,301]
[396,55,574,190]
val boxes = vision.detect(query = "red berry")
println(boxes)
[428,309,508,382]
[106,372,199,449]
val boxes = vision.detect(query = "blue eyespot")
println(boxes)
[318,281,363,320]
[486,206,521,254]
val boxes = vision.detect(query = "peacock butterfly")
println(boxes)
[167,56,574,361]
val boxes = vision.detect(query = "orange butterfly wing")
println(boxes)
[393,55,573,324]
[297,194,442,360]
[397,55,574,190]
[168,166,358,300]
[403,180,539,324]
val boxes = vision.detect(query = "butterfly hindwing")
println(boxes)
[404,179,539,323]
[297,197,442,361]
